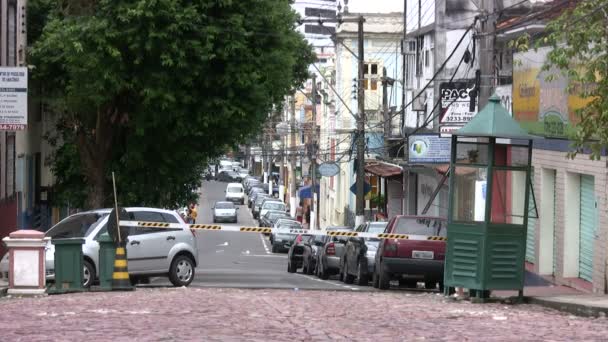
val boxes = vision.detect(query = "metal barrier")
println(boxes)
[118,221,447,241]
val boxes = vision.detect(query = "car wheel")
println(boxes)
[271,245,278,253]
[307,260,315,275]
[287,260,296,273]
[372,270,380,288]
[425,281,437,290]
[212,217,216,223]
[343,261,355,284]
[378,262,390,290]
[318,262,329,280]
[356,260,368,286]
[83,260,95,288]
[169,255,195,287]
[438,282,445,293]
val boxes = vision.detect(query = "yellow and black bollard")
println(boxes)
[111,245,133,291]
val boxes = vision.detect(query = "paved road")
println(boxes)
[151,180,367,291]
[3,287,607,341]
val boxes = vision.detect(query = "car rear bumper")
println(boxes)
[381,257,444,279]
[325,255,341,271]
[214,215,237,222]
[225,197,244,203]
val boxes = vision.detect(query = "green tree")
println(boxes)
[29,0,313,208]
[538,0,608,159]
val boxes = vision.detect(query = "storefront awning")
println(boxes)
[435,164,479,176]
[299,184,320,199]
[364,160,403,178]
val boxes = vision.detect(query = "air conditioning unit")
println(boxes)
[412,89,427,111]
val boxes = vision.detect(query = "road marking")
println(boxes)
[243,254,284,258]
[217,242,229,247]
[216,250,225,253]
[259,234,271,254]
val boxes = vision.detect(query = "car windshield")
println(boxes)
[227,187,242,193]
[301,235,313,243]
[368,222,388,234]
[277,220,301,229]
[269,212,288,219]
[263,202,285,211]
[393,217,446,236]
[46,213,108,239]
[216,202,235,209]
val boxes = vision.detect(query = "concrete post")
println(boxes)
[2,230,49,295]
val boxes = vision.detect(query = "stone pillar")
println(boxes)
[2,230,49,295]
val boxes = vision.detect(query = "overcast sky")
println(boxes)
[346,0,403,13]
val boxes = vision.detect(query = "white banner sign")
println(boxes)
[0,67,28,130]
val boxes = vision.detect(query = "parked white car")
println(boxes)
[225,182,245,204]
[0,207,199,288]
[212,201,238,223]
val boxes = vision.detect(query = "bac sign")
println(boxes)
[0,67,28,131]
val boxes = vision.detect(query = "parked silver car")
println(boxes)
[340,222,388,285]
[0,207,199,288]
[315,226,353,280]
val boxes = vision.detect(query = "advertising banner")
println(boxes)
[0,67,28,131]
[439,81,477,137]
[513,47,594,138]
[408,134,452,164]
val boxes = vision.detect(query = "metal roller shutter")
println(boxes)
[579,175,596,282]
[525,171,536,263]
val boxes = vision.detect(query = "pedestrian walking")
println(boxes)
[188,203,198,224]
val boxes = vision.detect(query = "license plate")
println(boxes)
[412,250,434,259]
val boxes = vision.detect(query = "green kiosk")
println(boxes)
[444,94,535,301]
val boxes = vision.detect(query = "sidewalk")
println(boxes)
[490,269,608,317]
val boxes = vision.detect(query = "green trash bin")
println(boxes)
[49,238,85,294]
[97,233,116,291]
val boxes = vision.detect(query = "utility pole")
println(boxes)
[290,96,297,218]
[263,123,268,184]
[311,73,318,230]
[355,15,366,227]
[382,67,389,157]
[479,0,496,108]
[401,0,407,138]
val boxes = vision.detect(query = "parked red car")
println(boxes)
[373,215,447,290]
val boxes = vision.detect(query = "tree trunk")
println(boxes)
[87,170,106,209]
[76,107,120,209]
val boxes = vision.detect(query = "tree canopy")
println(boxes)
[540,0,608,159]
[29,0,314,208]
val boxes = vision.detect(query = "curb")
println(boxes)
[527,297,608,318]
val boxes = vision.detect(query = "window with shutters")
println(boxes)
[363,63,379,91]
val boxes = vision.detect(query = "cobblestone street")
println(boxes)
[1,288,607,341]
